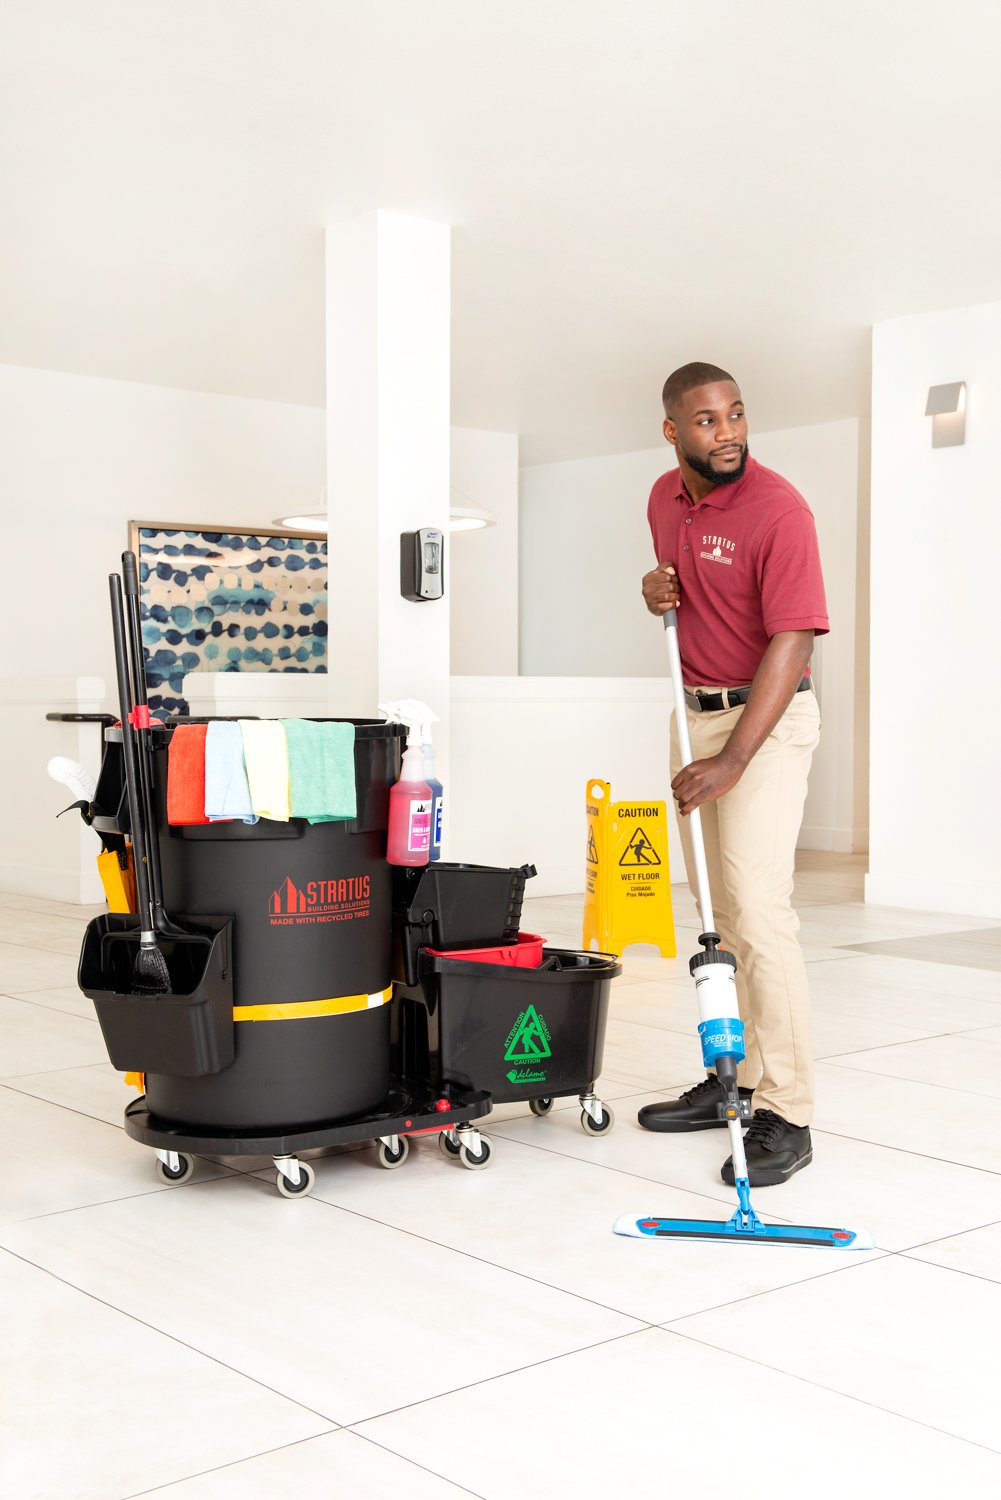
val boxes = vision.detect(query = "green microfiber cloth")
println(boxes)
[281,719,357,824]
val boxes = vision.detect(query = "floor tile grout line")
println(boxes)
[346,1430,487,1499]
[892,1216,1001,1256]
[0,1242,343,1428]
[121,1434,342,1500]
[0,1057,112,1084]
[820,1057,1001,1105]
[665,1321,1001,1459]
[896,1248,1001,1292]
[815,1024,1001,1061]
[283,1186,656,1326]
[0,1166,244,1228]
[120,1428,486,1500]
[802,1121,1001,1176]
[347,1326,653,1434]
[1,991,101,1022]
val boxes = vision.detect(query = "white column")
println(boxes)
[325,211,451,799]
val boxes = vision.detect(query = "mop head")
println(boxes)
[613,1211,874,1250]
[132,942,172,995]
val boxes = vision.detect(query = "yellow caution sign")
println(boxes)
[583,779,675,957]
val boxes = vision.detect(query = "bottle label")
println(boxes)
[408,799,431,853]
[434,796,444,847]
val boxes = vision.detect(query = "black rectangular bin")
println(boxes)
[393,861,536,985]
[410,948,620,1104]
[79,913,234,1077]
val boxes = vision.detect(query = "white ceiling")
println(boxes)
[4,1,1001,462]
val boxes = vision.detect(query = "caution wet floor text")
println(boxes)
[582,780,675,957]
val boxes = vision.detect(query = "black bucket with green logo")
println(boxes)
[411,948,620,1104]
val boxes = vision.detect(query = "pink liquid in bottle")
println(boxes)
[387,746,434,866]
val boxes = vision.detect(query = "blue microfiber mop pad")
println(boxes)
[282,719,357,824]
[204,721,259,824]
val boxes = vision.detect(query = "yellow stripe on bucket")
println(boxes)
[234,985,392,1022]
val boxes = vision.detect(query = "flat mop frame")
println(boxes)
[614,611,874,1251]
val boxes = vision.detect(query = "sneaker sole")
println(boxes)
[721,1148,813,1186]
[639,1115,742,1133]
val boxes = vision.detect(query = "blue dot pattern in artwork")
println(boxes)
[137,528,328,715]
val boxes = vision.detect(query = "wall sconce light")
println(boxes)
[925,382,966,448]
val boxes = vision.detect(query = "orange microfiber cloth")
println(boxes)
[167,724,213,826]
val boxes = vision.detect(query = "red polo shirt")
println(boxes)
[647,455,829,686]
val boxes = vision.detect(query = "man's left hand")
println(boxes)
[671,753,744,817]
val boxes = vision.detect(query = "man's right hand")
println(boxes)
[642,563,681,616]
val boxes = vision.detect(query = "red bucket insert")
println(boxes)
[424,932,546,968]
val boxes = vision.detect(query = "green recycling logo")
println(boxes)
[501,1008,555,1080]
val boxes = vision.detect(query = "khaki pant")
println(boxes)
[670,688,821,1126]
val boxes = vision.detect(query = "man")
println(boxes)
[637,362,827,1186]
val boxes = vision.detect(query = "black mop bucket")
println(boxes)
[415,948,621,1104]
[143,719,405,1131]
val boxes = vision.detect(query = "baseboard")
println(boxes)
[798,826,856,854]
[0,861,102,906]
[865,870,1001,921]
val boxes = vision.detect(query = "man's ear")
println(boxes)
[663,417,677,449]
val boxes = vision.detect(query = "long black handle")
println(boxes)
[122,549,170,931]
[109,574,155,936]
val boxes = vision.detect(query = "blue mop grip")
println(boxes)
[698,1017,746,1069]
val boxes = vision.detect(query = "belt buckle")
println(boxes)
[691,689,707,712]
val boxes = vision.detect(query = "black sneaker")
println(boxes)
[721,1109,813,1185]
[638,1076,753,1133]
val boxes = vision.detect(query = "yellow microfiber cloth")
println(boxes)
[282,719,357,824]
[239,720,291,821]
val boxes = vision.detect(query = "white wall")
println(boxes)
[450,676,681,898]
[868,302,1001,917]
[519,417,866,853]
[0,362,325,900]
[0,364,326,696]
[450,426,519,675]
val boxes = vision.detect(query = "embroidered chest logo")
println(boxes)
[700,533,735,566]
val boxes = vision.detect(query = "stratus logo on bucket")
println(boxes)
[269,875,371,927]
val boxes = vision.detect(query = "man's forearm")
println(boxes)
[722,630,815,770]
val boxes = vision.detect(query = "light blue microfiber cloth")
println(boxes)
[282,719,357,824]
[204,721,259,824]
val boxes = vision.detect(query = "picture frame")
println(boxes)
[128,520,328,715]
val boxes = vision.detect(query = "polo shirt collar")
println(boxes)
[672,454,758,510]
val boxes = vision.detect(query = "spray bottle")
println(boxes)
[384,705,434,866]
[407,699,444,863]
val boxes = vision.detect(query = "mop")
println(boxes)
[613,611,873,1251]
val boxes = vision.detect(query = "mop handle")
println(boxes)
[663,612,717,935]
[108,573,156,938]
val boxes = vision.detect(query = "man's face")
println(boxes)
[663,381,748,487]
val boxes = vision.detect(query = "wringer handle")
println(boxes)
[662,608,716,936]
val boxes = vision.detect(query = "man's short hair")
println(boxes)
[662,362,739,416]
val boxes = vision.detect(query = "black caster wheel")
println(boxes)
[438,1130,461,1157]
[459,1138,492,1171]
[377,1137,410,1170]
[154,1153,195,1185]
[276,1162,316,1198]
[581,1104,615,1136]
[529,1097,554,1117]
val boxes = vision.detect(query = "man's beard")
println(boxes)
[679,443,749,487]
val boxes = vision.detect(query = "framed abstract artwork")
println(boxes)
[128,521,328,715]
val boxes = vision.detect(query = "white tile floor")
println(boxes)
[2,865,1001,1498]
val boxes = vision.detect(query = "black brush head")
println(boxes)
[132,942,171,995]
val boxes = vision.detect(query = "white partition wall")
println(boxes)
[868,301,1001,917]
[448,676,681,898]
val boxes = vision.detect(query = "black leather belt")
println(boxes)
[684,677,812,712]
